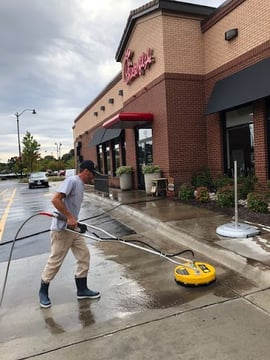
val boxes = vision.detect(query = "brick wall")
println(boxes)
[203,0,270,74]
[165,74,207,184]
[253,99,268,186]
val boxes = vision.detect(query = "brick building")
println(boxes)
[73,0,270,190]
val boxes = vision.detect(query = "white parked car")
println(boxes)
[65,169,76,177]
[28,172,49,189]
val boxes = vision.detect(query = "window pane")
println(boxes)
[225,105,254,175]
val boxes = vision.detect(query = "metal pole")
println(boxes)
[55,142,62,171]
[14,109,36,178]
[234,160,238,227]
[15,112,22,178]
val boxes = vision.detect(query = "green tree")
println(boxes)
[22,131,41,173]
[62,149,74,162]
[61,148,75,169]
[39,155,58,172]
[7,157,17,173]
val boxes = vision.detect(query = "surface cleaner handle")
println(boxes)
[67,223,87,234]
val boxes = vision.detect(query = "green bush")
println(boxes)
[216,185,234,208]
[116,166,133,176]
[194,186,209,203]
[213,174,233,189]
[142,164,160,174]
[247,192,269,213]
[191,167,213,189]
[178,183,194,200]
[238,175,257,199]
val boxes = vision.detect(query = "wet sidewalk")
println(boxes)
[86,186,270,288]
[2,184,270,360]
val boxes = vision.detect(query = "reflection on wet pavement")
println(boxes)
[0,183,262,345]
[0,239,232,342]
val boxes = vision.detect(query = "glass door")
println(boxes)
[136,128,153,189]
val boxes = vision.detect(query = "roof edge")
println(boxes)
[73,71,122,124]
[115,0,216,62]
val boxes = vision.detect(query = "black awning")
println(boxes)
[89,128,122,147]
[89,128,106,147]
[206,57,270,115]
[101,128,122,143]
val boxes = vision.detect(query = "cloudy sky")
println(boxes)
[0,0,225,163]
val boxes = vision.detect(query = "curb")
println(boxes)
[87,192,270,289]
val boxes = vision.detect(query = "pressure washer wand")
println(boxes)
[64,220,195,267]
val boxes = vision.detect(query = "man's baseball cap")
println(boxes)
[80,160,97,174]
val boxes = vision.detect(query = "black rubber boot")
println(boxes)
[39,280,51,308]
[75,277,100,300]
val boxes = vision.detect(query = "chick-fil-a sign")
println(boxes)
[122,48,155,85]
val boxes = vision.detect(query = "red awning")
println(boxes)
[102,112,153,129]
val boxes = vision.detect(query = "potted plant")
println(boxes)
[116,165,133,190]
[142,164,161,194]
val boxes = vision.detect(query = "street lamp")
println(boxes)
[55,142,62,171]
[15,109,36,177]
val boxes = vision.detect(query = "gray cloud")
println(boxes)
[0,0,224,162]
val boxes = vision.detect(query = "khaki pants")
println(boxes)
[41,230,90,283]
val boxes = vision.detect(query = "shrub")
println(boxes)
[191,167,213,189]
[116,166,133,176]
[216,185,234,208]
[247,192,269,213]
[178,183,194,200]
[238,175,257,199]
[194,186,209,203]
[142,164,160,174]
[213,174,233,189]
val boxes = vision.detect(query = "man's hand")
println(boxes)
[66,216,78,230]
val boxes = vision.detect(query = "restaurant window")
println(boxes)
[104,145,111,175]
[97,144,104,173]
[136,128,153,189]
[96,131,124,175]
[112,141,120,176]
[225,105,254,176]
[137,128,153,166]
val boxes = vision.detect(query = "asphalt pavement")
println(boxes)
[1,185,270,359]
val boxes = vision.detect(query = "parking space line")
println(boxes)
[0,188,8,197]
[0,188,17,242]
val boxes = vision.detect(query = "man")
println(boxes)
[39,160,100,308]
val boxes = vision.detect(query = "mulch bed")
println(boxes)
[180,199,270,227]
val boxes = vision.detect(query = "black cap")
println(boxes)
[80,160,97,174]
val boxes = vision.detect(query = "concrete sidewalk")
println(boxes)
[87,187,270,288]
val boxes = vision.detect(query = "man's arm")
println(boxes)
[51,192,77,228]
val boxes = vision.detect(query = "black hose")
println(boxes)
[0,213,43,307]
[0,197,164,247]
[0,229,50,246]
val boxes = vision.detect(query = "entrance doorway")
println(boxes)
[136,128,153,189]
[225,105,254,176]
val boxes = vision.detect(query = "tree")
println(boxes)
[61,149,75,169]
[7,157,17,173]
[62,149,74,162]
[22,131,41,173]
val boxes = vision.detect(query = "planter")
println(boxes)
[144,171,161,194]
[116,166,133,190]
[119,173,132,190]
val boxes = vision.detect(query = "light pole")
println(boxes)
[55,142,62,171]
[15,109,36,177]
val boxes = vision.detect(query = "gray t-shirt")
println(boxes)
[50,175,85,231]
